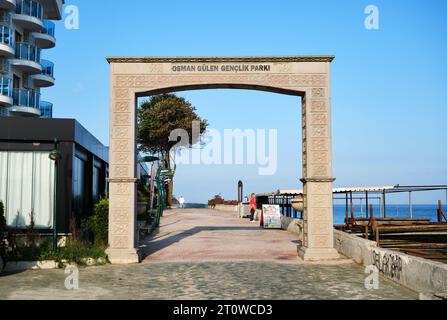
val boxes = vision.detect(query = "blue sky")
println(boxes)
[46,0,447,203]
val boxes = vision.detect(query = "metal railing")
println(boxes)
[14,42,41,62]
[41,59,54,77]
[42,20,55,37]
[15,0,43,21]
[0,77,12,97]
[12,88,40,109]
[39,101,53,118]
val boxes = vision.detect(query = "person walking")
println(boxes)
[179,196,185,209]
[249,193,257,223]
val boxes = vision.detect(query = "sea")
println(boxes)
[184,203,444,225]
[331,204,443,225]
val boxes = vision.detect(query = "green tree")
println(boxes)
[80,197,109,246]
[138,94,208,206]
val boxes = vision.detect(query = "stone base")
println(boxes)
[106,248,141,264]
[298,246,340,261]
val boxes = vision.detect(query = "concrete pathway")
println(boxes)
[140,208,307,264]
[0,208,418,300]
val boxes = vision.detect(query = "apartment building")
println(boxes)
[0,0,64,118]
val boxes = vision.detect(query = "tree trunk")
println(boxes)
[167,178,174,208]
[163,152,174,207]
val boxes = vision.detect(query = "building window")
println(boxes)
[92,165,100,204]
[72,155,86,217]
[0,151,54,229]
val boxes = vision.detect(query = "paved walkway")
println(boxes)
[140,208,305,264]
[0,209,418,300]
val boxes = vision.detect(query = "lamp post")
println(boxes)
[238,181,243,203]
[138,155,160,212]
[49,139,62,251]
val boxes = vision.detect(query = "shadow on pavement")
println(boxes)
[139,226,260,260]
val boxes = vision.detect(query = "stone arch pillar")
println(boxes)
[299,87,339,260]
[107,56,339,264]
[107,86,140,264]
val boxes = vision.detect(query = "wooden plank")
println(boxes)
[381,243,447,249]
[376,224,447,233]
[350,218,432,222]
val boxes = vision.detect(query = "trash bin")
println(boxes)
[238,203,250,218]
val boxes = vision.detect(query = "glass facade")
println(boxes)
[12,88,40,109]
[1,0,60,118]
[0,77,12,97]
[72,155,87,218]
[42,20,55,37]
[92,165,100,204]
[39,101,53,118]
[15,42,41,63]
[41,59,54,77]
[0,24,13,46]
[0,151,54,228]
[15,0,44,21]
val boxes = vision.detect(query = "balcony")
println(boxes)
[12,0,44,32]
[39,100,52,118]
[32,20,56,49]
[31,59,54,87]
[0,0,15,11]
[10,42,42,73]
[0,77,13,107]
[40,0,63,20]
[0,24,14,57]
[10,88,41,117]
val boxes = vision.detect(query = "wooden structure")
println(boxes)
[339,200,447,263]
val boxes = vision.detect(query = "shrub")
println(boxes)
[8,198,110,266]
[10,237,109,266]
[80,197,109,246]
[0,201,6,231]
[39,241,108,267]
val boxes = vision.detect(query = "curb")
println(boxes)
[4,258,108,272]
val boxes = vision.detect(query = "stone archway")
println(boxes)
[106,56,339,263]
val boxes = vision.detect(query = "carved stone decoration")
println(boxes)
[111,139,131,152]
[311,113,328,125]
[311,100,326,112]
[311,126,328,138]
[113,153,130,165]
[110,208,129,223]
[115,101,130,113]
[312,88,325,98]
[112,127,130,139]
[111,236,129,249]
[115,89,130,100]
[114,114,131,126]
[107,56,338,264]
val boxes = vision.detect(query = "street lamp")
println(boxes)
[49,139,62,251]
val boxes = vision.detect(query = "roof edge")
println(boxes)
[106,55,335,64]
